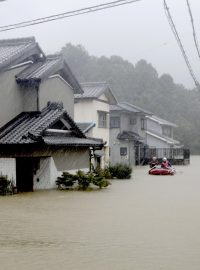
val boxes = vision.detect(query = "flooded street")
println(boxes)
[1,156,200,270]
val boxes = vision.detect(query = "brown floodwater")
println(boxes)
[0,156,200,270]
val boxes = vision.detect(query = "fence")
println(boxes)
[138,147,190,165]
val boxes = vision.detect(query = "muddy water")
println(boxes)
[0,156,200,270]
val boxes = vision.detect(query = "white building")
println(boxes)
[74,82,117,168]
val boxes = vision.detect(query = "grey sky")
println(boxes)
[1,0,200,89]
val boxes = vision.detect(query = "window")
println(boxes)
[98,111,107,128]
[110,117,120,128]
[141,118,145,130]
[130,117,137,125]
[120,147,127,156]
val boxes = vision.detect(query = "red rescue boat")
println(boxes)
[149,166,176,175]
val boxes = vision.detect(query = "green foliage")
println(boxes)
[56,170,111,190]
[0,175,14,195]
[56,172,77,189]
[108,163,132,179]
[61,43,200,153]
[94,166,112,179]
[92,177,111,189]
[76,170,92,190]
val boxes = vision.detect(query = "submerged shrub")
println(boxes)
[76,170,92,190]
[56,172,76,189]
[0,175,14,195]
[108,163,132,179]
[94,166,112,179]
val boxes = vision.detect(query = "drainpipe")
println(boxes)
[35,80,41,111]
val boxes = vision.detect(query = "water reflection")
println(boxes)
[0,156,200,270]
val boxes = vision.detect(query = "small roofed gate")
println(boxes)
[138,147,190,165]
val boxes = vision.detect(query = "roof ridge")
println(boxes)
[0,37,35,45]
[80,81,108,86]
[46,54,62,60]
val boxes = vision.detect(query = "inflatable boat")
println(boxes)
[149,166,176,175]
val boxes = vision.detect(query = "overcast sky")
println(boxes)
[1,0,200,89]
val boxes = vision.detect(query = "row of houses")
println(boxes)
[0,37,187,192]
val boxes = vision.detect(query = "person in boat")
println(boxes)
[161,157,171,169]
[149,156,159,168]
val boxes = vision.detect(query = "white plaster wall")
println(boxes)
[33,158,53,190]
[39,76,74,118]
[53,149,90,171]
[74,99,110,165]
[0,158,16,185]
[75,99,109,141]
[0,66,26,127]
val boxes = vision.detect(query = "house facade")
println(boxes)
[110,102,182,165]
[109,102,150,165]
[74,82,117,168]
[145,115,182,161]
[0,37,103,191]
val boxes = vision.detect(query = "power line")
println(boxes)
[186,0,200,59]
[0,0,141,32]
[163,0,200,88]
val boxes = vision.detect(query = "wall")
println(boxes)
[0,158,16,185]
[33,148,90,190]
[109,126,135,166]
[146,118,162,135]
[22,86,37,111]
[146,134,169,148]
[0,66,26,127]
[52,149,89,171]
[39,76,74,118]
[74,98,110,167]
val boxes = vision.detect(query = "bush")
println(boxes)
[56,169,111,190]
[56,172,76,189]
[0,175,14,195]
[94,166,112,179]
[108,163,132,179]
[92,176,111,189]
[76,170,93,190]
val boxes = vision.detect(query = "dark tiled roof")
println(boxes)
[117,131,144,142]
[76,122,96,133]
[0,37,44,70]
[15,54,83,93]
[0,102,86,144]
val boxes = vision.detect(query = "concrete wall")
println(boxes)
[39,76,74,118]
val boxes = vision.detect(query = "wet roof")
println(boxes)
[110,102,152,115]
[0,102,103,147]
[74,82,117,104]
[0,37,43,70]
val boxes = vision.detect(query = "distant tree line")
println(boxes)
[61,43,200,154]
